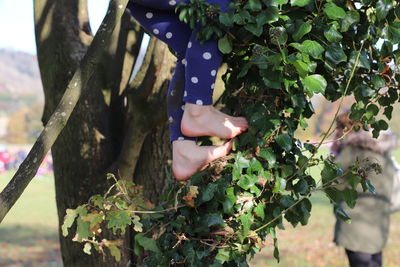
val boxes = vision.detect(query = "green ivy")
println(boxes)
[63,0,398,266]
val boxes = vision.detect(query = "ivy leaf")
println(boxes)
[135,233,160,253]
[349,50,371,70]
[325,43,347,65]
[275,134,292,152]
[346,173,362,190]
[223,187,237,214]
[270,27,288,46]
[293,21,312,41]
[366,104,379,119]
[219,12,234,27]
[260,147,276,167]
[236,153,251,168]
[372,75,386,89]
[384,106,393,120]
[218,34,232,54]
[271,0,289,4]
[376,0,393,21]
[201,183,219,202]
[280,195,296,208]
[290,0,310,7]
[256,7,279,25]
[215,248,231,263]
[302,74,327,94]
[301,40,325,59]
[324,24,343,42]
[239,213,252,237]
[291,60,311,77]
[341,10,360,32]
[323,3,346,20]
[249,158,263,173]
[294,179,308,194]
[273,178,287,193]
[342,188,358,208]
[321,161,339,185]
[383,22,400,43]
[254,203,266,220]
[244,23,263,37]
[281,165,295,178]
[204,213,224,227]
[245,0,262,11]
[234,10,252,25]
[237,174,259,190]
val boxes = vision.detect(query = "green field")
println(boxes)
[1,149,400,266]
[0,172,61,267]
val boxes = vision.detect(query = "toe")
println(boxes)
[207,140,233,161]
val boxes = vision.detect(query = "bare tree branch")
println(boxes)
[112,38,176,179]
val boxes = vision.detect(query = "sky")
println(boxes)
[0,0,110,54]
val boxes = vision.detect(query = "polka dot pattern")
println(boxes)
[211,70,217,76]
[166,32,173,39]
[191,77,199,84]
[178,137,185,141]
[145,12,153,19]
[153,29,159,35]
[184,91,187,97]
[196,100,204,105]
[188,42,192,48]
[203,52,212,60]
[181,58,187,66]
[211,83,215,89]
[169,116,173,123]
[169,0,177,5]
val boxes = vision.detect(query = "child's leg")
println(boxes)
[180,0,248,139]
[127,2,194,142]
[167,61,196,141]
[127,3,191,59]
[182,27,222,105]
[181,0,230,105]
[131,0,186,11]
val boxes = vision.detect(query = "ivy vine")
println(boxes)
[63,0,399,266]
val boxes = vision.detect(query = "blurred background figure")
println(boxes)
[0,146,12,172]
[331,111,398,267]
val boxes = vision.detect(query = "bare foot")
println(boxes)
[172,139,233,181]
[181,103,248,139]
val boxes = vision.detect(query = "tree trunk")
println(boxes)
[34,0,175,265]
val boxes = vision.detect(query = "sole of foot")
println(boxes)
[172,139,233,181]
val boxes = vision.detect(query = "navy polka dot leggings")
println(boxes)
[127,0,229,142]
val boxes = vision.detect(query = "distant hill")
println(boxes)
[0,49,43,116]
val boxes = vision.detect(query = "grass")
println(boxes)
[1,148,400,266]
[0,172,61,267]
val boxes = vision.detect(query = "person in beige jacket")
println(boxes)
[331,112,397,267]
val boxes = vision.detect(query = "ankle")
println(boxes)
[184,103,210,118]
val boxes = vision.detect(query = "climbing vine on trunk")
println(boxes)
[63,0,399,266]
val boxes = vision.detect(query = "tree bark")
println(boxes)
[33,0,176,265]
